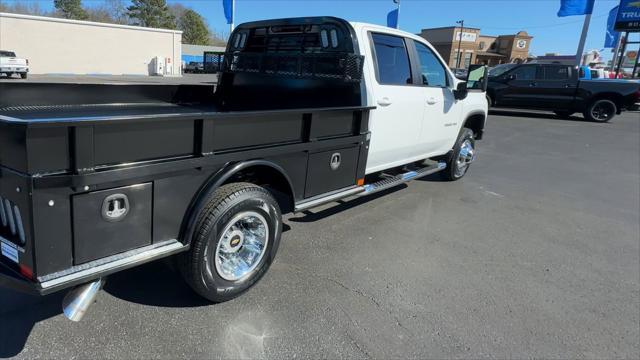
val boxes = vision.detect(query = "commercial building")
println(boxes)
[0,12,182,76]
[419,26,533,68]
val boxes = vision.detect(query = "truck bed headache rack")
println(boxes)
[203,52,224,74]
[223,52,365,82]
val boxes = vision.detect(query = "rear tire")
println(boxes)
[179,182,282,302]
[554,110,573,119]
[441,128,476,181]
[584,99,617,122]
[20,73,27,79]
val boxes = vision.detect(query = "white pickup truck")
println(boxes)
[0,17,488,320]
[0,50,29,79]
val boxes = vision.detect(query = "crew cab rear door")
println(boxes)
[532,65,578,109]
[363,31,425,173]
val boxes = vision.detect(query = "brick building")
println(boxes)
[418,26,533,68]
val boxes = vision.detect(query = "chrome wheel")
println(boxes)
[455,139,475,178]
[591,102,615,122]
[214,211,269,281]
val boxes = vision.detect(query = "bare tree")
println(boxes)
[0,0,51,16]
[103,0,129,24]
[85,0,129,24]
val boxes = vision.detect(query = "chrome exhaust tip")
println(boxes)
[62,278,105,322]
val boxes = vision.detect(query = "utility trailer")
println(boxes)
[0,17,488,320]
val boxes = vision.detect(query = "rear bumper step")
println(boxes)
[295,160,446,212]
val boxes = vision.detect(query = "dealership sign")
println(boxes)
[615,0,640,31]
[455,32,477,42]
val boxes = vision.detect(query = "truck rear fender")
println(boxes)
[179,160,295,246]
[588,92,625,114]
[463,111,487,140]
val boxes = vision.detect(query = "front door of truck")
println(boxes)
[532,65,578,109]
[499,65,540,107]
[364,31,425,174]
[410,40,462,154]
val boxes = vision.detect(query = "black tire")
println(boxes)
[441,128,476,181]
[20,73,27,79]
[584,99,617,123]
[179,182,282,302]
[554,110,573,119]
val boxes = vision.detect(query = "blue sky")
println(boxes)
[6,0,639,60]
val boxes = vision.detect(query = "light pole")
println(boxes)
[455,20,464,69]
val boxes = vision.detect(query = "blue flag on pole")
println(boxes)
[557,0,595,17]
[604,6,620,48]
[387,9,398,28]
[223,0,234,25]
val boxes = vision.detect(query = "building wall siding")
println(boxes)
[0,12,182,75]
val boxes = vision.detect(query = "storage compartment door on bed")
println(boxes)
[72,183,152,264]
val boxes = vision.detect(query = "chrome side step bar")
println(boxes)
[295,160,446,212]
[38,239,186,294]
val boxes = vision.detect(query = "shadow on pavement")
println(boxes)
[103,259,210,308]
[490,108,588,122]
[415,172,448,182]
[0,290,64,358]
[289,185,405,223]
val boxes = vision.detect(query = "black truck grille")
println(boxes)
[0,195,25,246]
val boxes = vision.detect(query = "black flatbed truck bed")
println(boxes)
[0,17,455,317]
[0,80,373,291]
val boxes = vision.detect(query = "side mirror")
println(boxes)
[507,74,515,81]
[453,82,468,100]
[466,64,489,92]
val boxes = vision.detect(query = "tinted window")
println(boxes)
[372,33,412,85]
[509,66,537,80]
[544,66,570,80]
[489,64,517,77]
[0,51,16,57]
[414,42,447,87]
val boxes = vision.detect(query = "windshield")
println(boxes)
[489,64,517,77]
[0,51,17,57]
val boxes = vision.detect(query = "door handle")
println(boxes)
[565,84,575,88]
[528,82,537,87]
[427,97,438,105]
[377,97,392,106]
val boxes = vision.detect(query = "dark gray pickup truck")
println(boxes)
[487,63,640,122]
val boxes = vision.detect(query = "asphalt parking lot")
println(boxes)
[1,110,639,359]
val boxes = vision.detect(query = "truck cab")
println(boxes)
[352,22,487,173]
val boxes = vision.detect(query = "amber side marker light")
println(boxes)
[357,178,365,186]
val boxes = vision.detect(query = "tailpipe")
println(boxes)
[62,278,105,322]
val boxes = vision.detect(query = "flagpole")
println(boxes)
[611,33,622,75]
[396,0,400,29]
[575,13,592,66]
[230,0,235,33]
